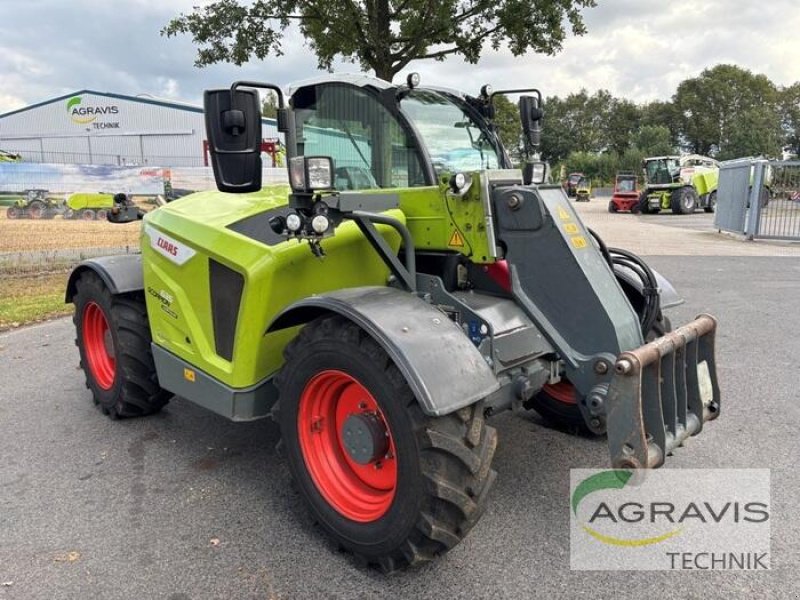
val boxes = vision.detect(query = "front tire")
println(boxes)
[671,186,698,214]
[276,316,497,571]
[73,271,170,418]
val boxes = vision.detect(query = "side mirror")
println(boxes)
[204,88,262,193]
[519,95,543,150]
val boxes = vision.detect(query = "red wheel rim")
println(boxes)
[298,370,397,522]
[543,380,577,405]
[82,302,116,390]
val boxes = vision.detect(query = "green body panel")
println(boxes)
[142,184,402,389]
[396,176,495,263]
[691,169,718,197]
[67,192,114,211]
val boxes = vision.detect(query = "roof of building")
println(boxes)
[0,89,277,126]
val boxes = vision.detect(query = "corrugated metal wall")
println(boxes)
[0,91,281,168]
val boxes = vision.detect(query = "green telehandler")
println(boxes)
[66,74,720,571]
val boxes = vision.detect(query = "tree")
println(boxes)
[779,83,800,156]
[261,91,279,118]
[673,64,780,157]
[162,0,597,83]
[491,95,521,162]
[630,125,674,157]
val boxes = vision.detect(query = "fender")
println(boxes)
[614,264,684,309]
[267,286,500,417]
[65,254,143,303]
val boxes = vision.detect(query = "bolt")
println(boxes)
[615,359,633,375]
[507,194,522,210]
[590,418,601,428]
[594,361,608,374]
[311,417,324,433]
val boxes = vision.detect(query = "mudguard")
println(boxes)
[65,254,143,302]
[614,264,684,309]
[267,286,500,416]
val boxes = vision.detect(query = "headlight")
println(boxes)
[311,215,330,234]
[306,157,333,190]
[286,213,303,232]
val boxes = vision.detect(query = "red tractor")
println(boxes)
[608,172,640,213]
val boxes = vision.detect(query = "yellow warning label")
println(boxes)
[184,368,196,382]
[571,236,588,249]
[564,223,579,234]
[557,206,571,221]
[448,229,465,247]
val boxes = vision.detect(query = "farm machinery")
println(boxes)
[66,74,720,571]
[5,189,61,219]
[5,190,120,220]
[639,154,719,214]
[608,172,640,213]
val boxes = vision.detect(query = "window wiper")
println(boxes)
[338,120,371,169]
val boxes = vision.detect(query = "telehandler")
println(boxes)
[66,73,720,570]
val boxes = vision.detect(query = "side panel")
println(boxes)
[268,287,500,416]
[141,187,404,390]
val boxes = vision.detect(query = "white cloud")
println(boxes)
[0,0,798,116]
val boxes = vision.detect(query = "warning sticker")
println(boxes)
[448,229,465,247]
[571,236,588,249]
[564,223,579,234]
[557,206,571,221]
[183,368,196,382]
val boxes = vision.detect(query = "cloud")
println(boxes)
[0,0,798,116]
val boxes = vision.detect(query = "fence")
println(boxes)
[715,159,800,242]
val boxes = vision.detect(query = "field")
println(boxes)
[0,210,140,253]
[0,213,142,330]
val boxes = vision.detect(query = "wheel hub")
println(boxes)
[341,412,389,465]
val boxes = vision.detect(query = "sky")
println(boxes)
[1,0,799,114]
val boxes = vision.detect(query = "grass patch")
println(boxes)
[0,271,72,330]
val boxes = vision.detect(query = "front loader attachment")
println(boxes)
[605,314,720,468]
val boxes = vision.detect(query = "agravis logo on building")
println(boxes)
[67,96,120,126]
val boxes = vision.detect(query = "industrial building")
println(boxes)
[0,90,281,168]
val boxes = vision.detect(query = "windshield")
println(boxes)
[645,158,680,184]
[401,90,504,174]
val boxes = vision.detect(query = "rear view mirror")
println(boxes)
[204,88,262,193]
[519,95,543,150]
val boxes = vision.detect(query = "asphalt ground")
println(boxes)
[1,216,799,598]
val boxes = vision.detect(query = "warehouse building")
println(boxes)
[0,90,281,168]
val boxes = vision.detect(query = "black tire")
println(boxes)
[704,191,717,213]
[6,206,19,219]
[276,316,497,571]
[638,190,658,214]
[80,209,96,220]
[96,209,108,221]
[671,186,698,214]
[73,271,170,418]
[759,186,770,208]
[608,200,618,213]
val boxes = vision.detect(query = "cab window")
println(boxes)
[292,84,426,190]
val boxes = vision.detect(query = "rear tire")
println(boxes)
[80,209,96,220]
[671,186,698,214]
[96,209,108,221]
[73,271,170,418]
[608,200,618,213]
[276,316,497,571]
[704,191,717,213]
[638,191,658,214]
[6,206,19,219]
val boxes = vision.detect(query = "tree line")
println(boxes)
[527,64,799,183]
